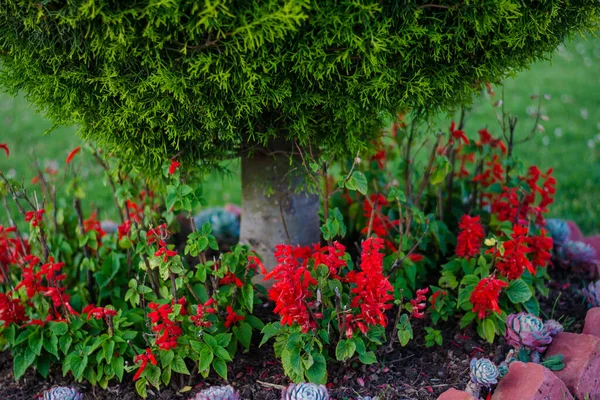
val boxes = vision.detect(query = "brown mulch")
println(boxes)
[0,268,590,400]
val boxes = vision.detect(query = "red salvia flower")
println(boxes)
[527,229,553,268]
[265,244,318,333]
[311,242,347,276]
[133,348,157,381]
[455,215,485,259]
[118,220,131,240]
[450,121,469,145]
[345,238,394,336]
[248,255,267,275]
[25,210,45,227]
[430,290,448,311]
[470,276,508,319]
[493,225,533,280]
[0,293,27,326]
[224,305,245,328]
[148,302,183,350]
[65,146,81,164]
[168,159,180,175]
[190,298,216,328]
[219,272,243,288]
[86,306,117,320]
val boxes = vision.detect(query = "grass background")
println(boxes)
[0,35,598,234]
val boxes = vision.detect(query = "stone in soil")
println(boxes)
[546,332,600,399]
[491,361,573,400]
[583,307,600,338]
[437,388,477,400]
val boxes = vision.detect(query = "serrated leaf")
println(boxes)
[359,351,377,365]
[171,356,190,375]
[506,279,532,303]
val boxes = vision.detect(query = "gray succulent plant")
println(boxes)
[281,383,329,400]
[41,387,82,400]
[469,358,499,387]
[193,385,241,400]
[545,219,570,246]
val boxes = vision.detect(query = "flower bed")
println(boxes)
[0,94,599,399]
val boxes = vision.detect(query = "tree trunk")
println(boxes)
[240,150,320,281]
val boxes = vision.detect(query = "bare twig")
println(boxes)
[414,132,443,203]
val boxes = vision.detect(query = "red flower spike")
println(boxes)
[450,121,469,145]
[455,215,485,259]
[0,144,9,157]
[224,306,245,328]
[470,276,508,319]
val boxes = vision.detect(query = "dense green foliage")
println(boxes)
[1,1,598,174]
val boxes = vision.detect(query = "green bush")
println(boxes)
[1,1,598,173]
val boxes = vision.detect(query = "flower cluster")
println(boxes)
[133,348,157,381]
[25,209,45,227]
[148,298,186,350]
[345,238,394,335]
[190,298,217,328]
[265,244,319,332]
[455,215,485,259]
[494,225,534,280]
[470,276,508,319]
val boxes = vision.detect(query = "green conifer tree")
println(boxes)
[1,1,598,270]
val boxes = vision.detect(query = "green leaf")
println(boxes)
[113,356,124,381]
[281,348,303,382]
[136,378,148,398]
[214,346,233,362]
[43,334,59,357]
[13,354,27,380]
[212,358,228,380]
[305,352,327,384]
[346,171,368,195]
[358,351,377,365]
[29,330,43,356]
[71,354,88,380]
[335,340,356,361]
[460,311,477,329]
[523,296,540,315]
[215,333,232,347]
[260,323,280,347]
[241,284,254,313]
[198,346,214,373]
[481,318,496,343]
[48,321,68,336]
[506,279,532,304]
[430,156,451,185]
[171,356,190,375]
[161,366,172,386]
[233,322,252,350]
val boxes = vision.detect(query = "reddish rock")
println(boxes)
[567,221,585,241]
[583,308,600,338]
[546,332,600,399]
[437,388,476,400]
[491,361,573,400]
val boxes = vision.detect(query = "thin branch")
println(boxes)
[414,132,443,204]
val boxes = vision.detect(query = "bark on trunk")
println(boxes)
[240,150,320,280]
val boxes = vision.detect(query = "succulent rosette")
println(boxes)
[582,280,600,308]
[543,319,564,337]
[505,312,553,353]
[562,241,597,268]
[41,387,82,400]
[193,385,241,400]
[281,383,329,400]
[545,219,570,247]
[469,358,499,387]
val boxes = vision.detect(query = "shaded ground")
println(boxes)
[0,266,590,400]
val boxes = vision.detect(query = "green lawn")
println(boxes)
[1,35,598,233]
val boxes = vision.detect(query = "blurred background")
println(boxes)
[1,35,599,234]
